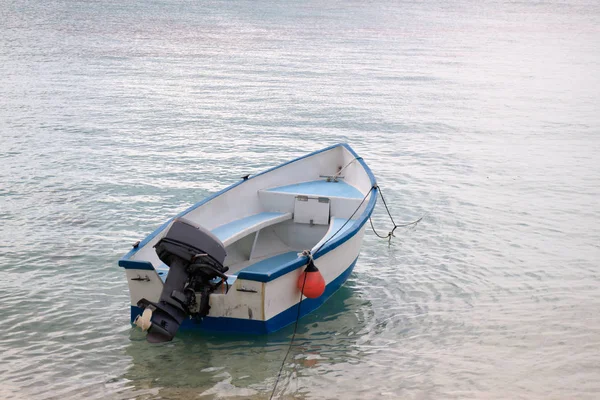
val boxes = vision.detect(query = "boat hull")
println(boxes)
[130,259,359,334]
[129,224,366,334]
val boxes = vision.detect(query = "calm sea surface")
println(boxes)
[1,0,599,399]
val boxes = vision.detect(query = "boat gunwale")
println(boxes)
[118,143,377,269]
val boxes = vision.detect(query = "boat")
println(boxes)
[119,143,378,342]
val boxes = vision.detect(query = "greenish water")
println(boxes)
[1,0,599,398]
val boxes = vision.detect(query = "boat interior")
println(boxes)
[152,178,367,283]
[125,144,375,284]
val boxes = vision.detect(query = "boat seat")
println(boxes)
[258,180,366,219]
[150,217,358,284]
[235,217,357,283]
[264,180,364,199]
[153,212,292,282]
[212,212,292,247]
[122,213,290,279]
[237,251,301,282]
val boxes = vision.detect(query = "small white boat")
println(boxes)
[119,143,377,342]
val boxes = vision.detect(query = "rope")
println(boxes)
[332,157,362,180]
[313,185,374,256]
[269,265,308,400]
[369,187,425,244]
[370,217,391,239]
[378,185,397,226]
[269,185,375,399]
[269,183,424,397]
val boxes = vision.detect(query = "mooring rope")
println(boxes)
[269,268,308,400]
[313,184,374,255]
[369,187,425,244]
[269,184,424,398]
[269,186,374,399]
[331,156,362,180]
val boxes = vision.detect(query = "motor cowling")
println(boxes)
[135,218,228,343]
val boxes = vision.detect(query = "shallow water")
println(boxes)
[1,0,599,399]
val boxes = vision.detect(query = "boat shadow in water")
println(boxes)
[122,281,373,398]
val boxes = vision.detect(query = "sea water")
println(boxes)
[1,0,599,398]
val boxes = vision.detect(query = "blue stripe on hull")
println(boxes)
[130,257,359,335]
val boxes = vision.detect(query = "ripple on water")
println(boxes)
[1,0,600,398]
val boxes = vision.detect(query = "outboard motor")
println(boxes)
[135,218,228,343]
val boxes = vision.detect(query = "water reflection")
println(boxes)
[122,282,373,398]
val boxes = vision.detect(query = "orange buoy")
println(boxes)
[297,259,325,298]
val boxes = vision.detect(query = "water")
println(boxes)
[1,0,599,398]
